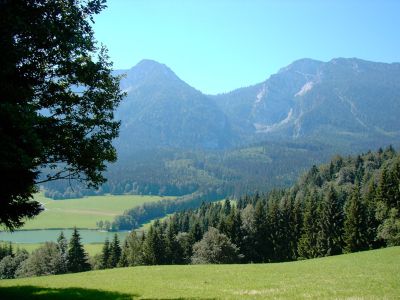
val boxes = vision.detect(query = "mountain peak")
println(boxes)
[117,59,183,91]
[278,58,323,75]
[130,59,177,79]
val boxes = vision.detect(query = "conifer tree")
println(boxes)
[118,240,129,267]
[109,234,122,268]
[189,222,203,243]
[67,228,90,273]
[101,238,111,269]
[164,222,183,264]
[343,184,369,252]
[142,224,165,265]
[298,191,320,259]
[317,186,343,256]
[253,200,269,262]
[224,208,244,251]
[364,180,382,248]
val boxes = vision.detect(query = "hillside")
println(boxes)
[42,57,400,200]
[114,59,235,152]
[214,58,400,147]
[114,57,400,150]
[0,247,398,299]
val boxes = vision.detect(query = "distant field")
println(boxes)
[21,193,175,230]
[0,247,398,299]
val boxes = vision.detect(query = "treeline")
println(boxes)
[2,147,399,279]
[0,229,90,279]
[99,190,225,231]
[97,146,399,267]
[42,141,331,200]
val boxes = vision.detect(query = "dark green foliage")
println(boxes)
[45,140,333,202]
[142,223,166,265]
[100,238,111,269]
[0,0,123,229]
[0,242,13,261]
[67,228,90,273]
[344,185,369,252]
[298,191,320,259]
[109,234,122,268]
[94,147,400,270]
[191,227,241,264]
[317,186,344,256]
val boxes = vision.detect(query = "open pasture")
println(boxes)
[0,246,398,299]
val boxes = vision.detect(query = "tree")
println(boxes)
[0,0,124,229]
[100,238,111,269]
[191,227,241,264]
[0,249,29,279]
[57,231,68,274]
[253,200,268,262]
[164,221,183,264]
[67,228,90,273]
[343,184,369,253]
[16,242,63,277]
[317,186,343,256]
[0,242,13,261]
[142,224,165,265]
[298,191,321,259]
[109,234,121,268]
[119,231,144,267]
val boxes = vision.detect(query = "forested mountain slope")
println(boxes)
[42,58,400,199]
[110,146,399,264]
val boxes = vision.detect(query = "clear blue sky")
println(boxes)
[93,0,400,94]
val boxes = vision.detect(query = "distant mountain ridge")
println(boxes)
[114,58,400,152]
[114,60,234,153]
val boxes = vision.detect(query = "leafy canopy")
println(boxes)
[0,0,124,229]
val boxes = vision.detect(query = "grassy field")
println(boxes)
[0,247,398,299]
[21,193,174,230]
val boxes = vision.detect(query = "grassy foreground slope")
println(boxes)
[1,247,399,299]
[22,193,174,230]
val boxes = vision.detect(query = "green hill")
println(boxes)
[0,247,399,299]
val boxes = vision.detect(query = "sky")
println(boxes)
[93,0,400,94]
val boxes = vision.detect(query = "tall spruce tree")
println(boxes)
[100,238,111,269]
[164,221,183,264]
[343,184,369,253]
[109,234,122,268]
[67,228,90,273]
[142,224,165,265]
[317,186,343,256]
[253,200,269,262]
[298,191,320,259]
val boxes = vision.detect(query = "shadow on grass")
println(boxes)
[0,285,138,300]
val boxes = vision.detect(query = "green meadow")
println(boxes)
[0,193,175,253]
[21,193,174,230]
[0,247,398,299]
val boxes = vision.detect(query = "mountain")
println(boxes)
[214,58,400,149]
[114,60,234,153]
[42,57,400,200]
